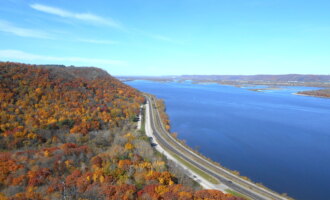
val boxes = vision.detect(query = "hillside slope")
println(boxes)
[0,62,242,200]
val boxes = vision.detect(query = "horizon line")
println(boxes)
[115,74,330,77]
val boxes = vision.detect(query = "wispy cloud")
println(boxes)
[77,39,119,45]
[150,34,175,42]
[30,3,121,28]
[0,50,125,66]
[0,20,51,39]
[148,33,184,44]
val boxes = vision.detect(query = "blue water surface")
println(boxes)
[127,80,330,200]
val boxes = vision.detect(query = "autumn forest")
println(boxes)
[0,62,242,200]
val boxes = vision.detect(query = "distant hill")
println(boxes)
[180,74,330,82]
[119,74,330,88]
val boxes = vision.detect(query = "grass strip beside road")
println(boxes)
[225,189,251,200]
[140,105,146,134]
[169,152,220,184]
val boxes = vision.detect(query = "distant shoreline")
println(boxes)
[293,92,330,99]
[123,79,330,99]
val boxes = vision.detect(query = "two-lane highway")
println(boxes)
[145,94,289,200]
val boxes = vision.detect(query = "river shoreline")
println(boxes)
[127,80,330,200]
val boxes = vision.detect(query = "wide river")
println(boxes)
[127,80,330,200]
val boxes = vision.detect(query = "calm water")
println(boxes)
[127,80,330,200]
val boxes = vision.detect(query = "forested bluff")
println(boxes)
[0,62,242,200]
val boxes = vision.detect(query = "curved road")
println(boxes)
[145,94,289,200]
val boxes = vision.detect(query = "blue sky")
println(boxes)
[0,0,329,75]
